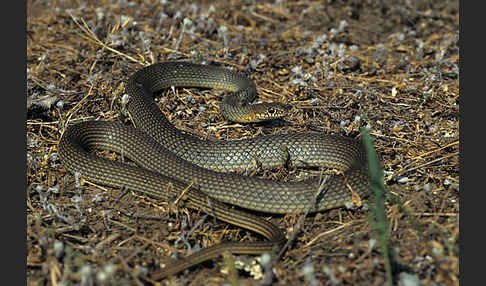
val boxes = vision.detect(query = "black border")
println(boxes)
[458,1,465,285]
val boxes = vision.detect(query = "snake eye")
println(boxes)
[267,107,277,116]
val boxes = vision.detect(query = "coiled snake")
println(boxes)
[58,62,371,279]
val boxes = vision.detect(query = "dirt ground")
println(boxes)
[26,0,459,285]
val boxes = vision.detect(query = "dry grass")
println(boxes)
[27,0,459,285]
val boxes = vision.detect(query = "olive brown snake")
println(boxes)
[58,62,371,278]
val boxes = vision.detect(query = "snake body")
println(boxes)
[58,62,371,278]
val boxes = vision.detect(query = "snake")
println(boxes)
[58,61,371,279]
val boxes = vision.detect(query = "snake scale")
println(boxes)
[58,62,371,279]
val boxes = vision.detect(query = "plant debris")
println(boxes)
[27,0,459,285]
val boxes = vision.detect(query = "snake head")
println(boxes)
[257,102,291,122]
[240,102,291,123]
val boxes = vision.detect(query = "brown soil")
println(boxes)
[27,0,459,285]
